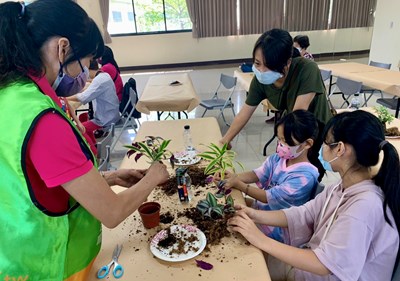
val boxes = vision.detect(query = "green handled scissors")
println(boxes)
[97,244,124,279]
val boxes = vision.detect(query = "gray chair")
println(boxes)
[111,88,141,151]
[376,97,400,118]
[333,76,363,108]
[200,73,237,126]
[97,123,115,171]
[361,61,391,106]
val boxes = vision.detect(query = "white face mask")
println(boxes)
[252,65,283,85]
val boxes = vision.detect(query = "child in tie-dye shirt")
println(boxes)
[219,110,322,242]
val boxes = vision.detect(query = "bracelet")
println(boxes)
[245,184,250,195]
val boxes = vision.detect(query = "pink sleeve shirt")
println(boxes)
[25,75,94,213]
[282,180,398,281]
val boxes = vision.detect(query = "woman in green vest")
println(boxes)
[0,1,169,280]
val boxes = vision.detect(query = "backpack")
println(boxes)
[119,78,141,119]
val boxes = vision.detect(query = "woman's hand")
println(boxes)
[106,169,146,187]
[143,162,169,186]
[228,206,267,249]
[76,120,86,134]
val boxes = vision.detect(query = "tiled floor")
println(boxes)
[111,56,395,187]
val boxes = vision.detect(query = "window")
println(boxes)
[127,12,134,22]
[112,11,122,23]
[108,0,192,35]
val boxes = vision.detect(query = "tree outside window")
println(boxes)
[108,0,191,35]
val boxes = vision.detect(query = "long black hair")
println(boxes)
[0,0,104,87]
[252,29,293,75]
[323,110,400,269]
[101,46,120,73]
[275,110,324,181]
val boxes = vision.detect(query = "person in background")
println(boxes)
[216,110,321,242]
[220,29,332,154]
[0,1,169,279]
[98,45,123,102]
[229,110,400,281]
[293,35,314,61]
[68,59,120,155]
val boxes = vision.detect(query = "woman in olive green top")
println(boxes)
[221,29,332,146]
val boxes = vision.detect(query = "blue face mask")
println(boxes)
[318,146,339,172]
[252,65,282,85]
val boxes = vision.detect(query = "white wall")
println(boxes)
[0,0,374,68]
[370,0,400,69]
[78,0,374,68]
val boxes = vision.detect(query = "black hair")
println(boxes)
[275,110,324,181]
[292,47,301,58]
[0,0,104,87]
[294,35,310,49]
[252,29,293,75]
[101,46,120,73]
[89,59,99,71]
[323,110,400,269]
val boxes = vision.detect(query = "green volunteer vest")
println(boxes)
[0,80,101,280]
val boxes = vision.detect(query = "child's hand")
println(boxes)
[223,173,242,190]
[228,208,266,249]
[76,121,86,134]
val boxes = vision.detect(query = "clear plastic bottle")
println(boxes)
[348,94,361,110]
[183,125,195,153]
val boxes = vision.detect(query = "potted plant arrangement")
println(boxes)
[124,136,175,166]
[374,105,395,131]
[125,136,174,228]
[181,143,244,245]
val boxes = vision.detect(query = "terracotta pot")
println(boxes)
[138,202,161,229]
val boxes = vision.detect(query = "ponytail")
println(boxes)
[0,2,42,87]
[374,142,400,268]
[308,119,325,182]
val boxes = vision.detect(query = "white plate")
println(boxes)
[385,135,400,139]
[173,151,201,166]
[150,225,206,262]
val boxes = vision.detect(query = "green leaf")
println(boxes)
[212,207,223,217]
[137,142,154,158]
[206,192,218,207]
[226,195,234,207]
[215,192,224,199]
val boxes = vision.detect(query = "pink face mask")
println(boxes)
[276,141,304,160]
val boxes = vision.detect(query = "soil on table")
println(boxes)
[386,127,400,136]
[157,226,200,256]
[159,166,207,196]
[160,211,175,224]
[179,208,232,248]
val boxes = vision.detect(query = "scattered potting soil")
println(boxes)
[179,208,232,247]
[159,166,208,196]
[157,226,200,256]
[160,211,175,224]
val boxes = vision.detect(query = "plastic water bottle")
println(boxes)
[349,94,361,110]
[183,125,195,154]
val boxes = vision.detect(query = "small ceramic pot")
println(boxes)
[138,202,161,229]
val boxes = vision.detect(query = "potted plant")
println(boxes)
[195,143,244,218]
[374,106,395,130]
[197,143,244,180]
[124,136,175,166]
